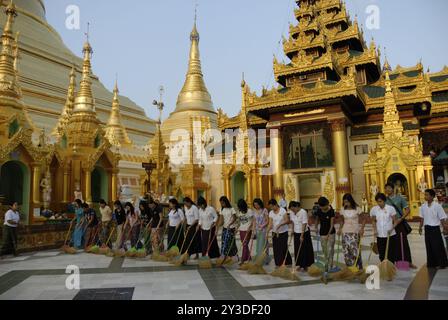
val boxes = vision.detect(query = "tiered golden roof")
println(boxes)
[52,67,76,138]
[104,80,132,147]
[244,0,448,116]
[65,39,102,149]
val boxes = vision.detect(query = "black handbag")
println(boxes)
[389,200,412,235]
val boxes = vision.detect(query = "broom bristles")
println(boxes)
[271,265,289,278]
[238,262,253,271]
[64,247,77,254]
[173,253,189,267]
[165,247,180,258]
[378,259,396,281]
[254,252,267,266]
[247,264,267,275]
[307,264,324,277]
[198,257,213,269]
[328,267,356,281]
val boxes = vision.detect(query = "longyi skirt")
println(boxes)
[272,232,292,267]
[201,227,220,258]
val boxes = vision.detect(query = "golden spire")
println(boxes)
[105,79,132,147]
[52,66,76,137]
[72,26,95,114]
[382,70,403,137]
[0,1,20,99]
[175,10,215,114]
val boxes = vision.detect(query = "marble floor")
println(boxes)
[0,224,446,300]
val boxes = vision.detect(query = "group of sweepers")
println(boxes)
[62,188,448,284]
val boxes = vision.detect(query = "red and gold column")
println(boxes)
[330,119,351,209]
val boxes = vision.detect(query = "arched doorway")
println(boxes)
[91,166,108,203]
[231,171,246,205]
[387,173,409,200]
[0,161,30,223]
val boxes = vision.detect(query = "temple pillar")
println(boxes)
[258,170,263,199]
[424,168,434,189]
[268,175,273,199]
[270,127,284,197]
[245,170,252,204]
[85,170,92,204]
[32,164,41,205]
[225,175,231,200]
[408,168,418,202]
[330,119,351,208]
[111,170,118,202]
[364,172,371,204]
[62,166,70,203]
[378,170,385,193]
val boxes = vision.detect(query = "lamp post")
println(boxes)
[142,160,157,195]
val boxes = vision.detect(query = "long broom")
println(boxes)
[239,234,255,271]
[126,221,144,258]
[151,224,172,262]
[308,231,324,277]
[271,232,294,279]
[99,226,116,255]
[61,220,75,253]
[216,230,237,267]
[329,235,363,281]
[113,222,133,257]
[284,236,304,282]
[165,223,184,258]
[247,232,270,275]
[172,227,200,267]
[168,225,191,264]
[85,223,102,252]
[378,232,397,281]
[329,233,342,273]
[357,240,376,284]
[198,227,219,269]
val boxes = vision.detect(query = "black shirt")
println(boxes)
[114,208,126,225]
[85,208,99,227]
[316,208,336,235]
[149,205,163,228]
[140,208,151,226]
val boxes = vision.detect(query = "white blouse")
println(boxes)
[290,209,309,234]
[4,209,20,228]
[185,205,200,226]
[168,208,185,227]
[237,209,255,232]
[221,207,237,229]
[370,204,397,238]
[341,207,362,234]
[419,202,447,227]
[269,207,289,234]
[199,206,218,230]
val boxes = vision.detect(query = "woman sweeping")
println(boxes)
[253,198,270,264]
[419,189,448,269]
[370,193,399,263]
[148,199,164,252]
[237,199,254,264]
[314,197,336,272]
[198,197,220,259]
[167,198,185,250]
[183,197,201,259]
[72,199,85,249]
[219,196,238,261]
[124,202,140,248]
[113,200,126,249]
[338,194,365,269]
[268,199,292,267]
[82,203,99,249]
[289,201,314,271]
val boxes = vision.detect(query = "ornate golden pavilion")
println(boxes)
[218,0,448,214]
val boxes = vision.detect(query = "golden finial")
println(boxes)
[383,47,392,72]
[241,72,246,88]
[105,77,132,147]
[52,66,77,137]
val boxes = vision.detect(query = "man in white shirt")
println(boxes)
[418,189,448,269]
[1,201,20,257]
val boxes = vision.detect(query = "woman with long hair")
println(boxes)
[237,199,254,264]
[289,201,314,271]
[124,202,140,249]
[268,199,292,267]
[183,197,201,259]
[338,193,365,269]
[252,198,270,264]
[219,196,238,260]
[198,197,220,259]
[148,199,164,252]
[167,198,185,250]
[72,199,85,249]
[113,200,126,250]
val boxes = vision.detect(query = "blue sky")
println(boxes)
[45,0,448,121]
